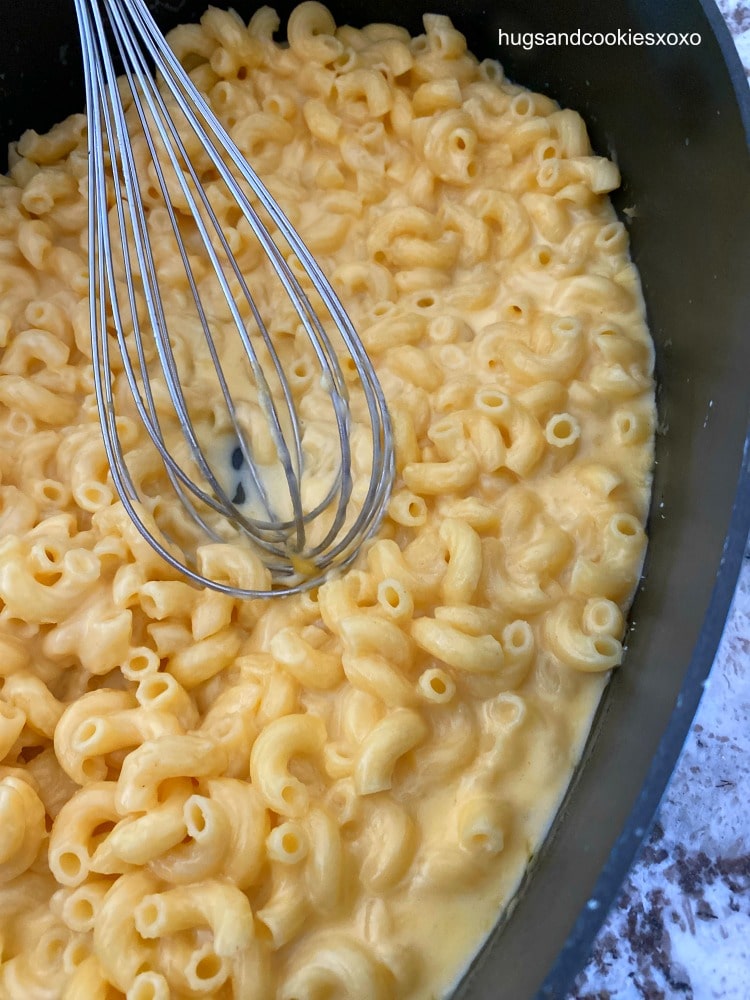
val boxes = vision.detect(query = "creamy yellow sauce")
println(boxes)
[0,4,654,999]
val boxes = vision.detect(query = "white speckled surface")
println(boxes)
[569,5,750,996]
[571,551,750,998]
[718,0,750,74]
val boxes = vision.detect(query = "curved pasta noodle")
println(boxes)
[116,734,228,813]
[0,535,100,623]
[354,708,428,794]
[49,782,121,886]
[473,389,545,476]
[439,518,483,605]
[145,795,231,884]
[304,806,343,914]
[466,188,531,258]
[570,512,647,601]
[411,618,505,673]
[342,651,417,709]
[357,795,417,891]
[287,1,343,65]
[367,206,459,271]
[271,627,343,689]
[0,776,45,883]
[402,452,479,495]
[544,598,623,673]
[338,613,414,669]
[99,793,189,867]
[203,777,269,889]
[429,410,507,474]
[421,110,478,185]
[280,933,393,1000]
[0,699,25,761]
[134,881,255,957]
[250,713,326,817]
[93,872,160,991]
[456,796,505,857]
[256,869,309,949]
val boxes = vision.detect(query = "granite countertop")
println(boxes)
[569,3,750,996]
[571,548,750,998]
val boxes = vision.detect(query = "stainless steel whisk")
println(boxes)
[73,0,394,597]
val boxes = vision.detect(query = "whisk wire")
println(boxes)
[104,0,331,551]
[99,0,284,528]
[85,0,305,553]
[75,0,395,596]
[86,0,239,546]
[117,0,358,550]
[79,0,141,515]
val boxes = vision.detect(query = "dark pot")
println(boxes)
[0,1,748,996]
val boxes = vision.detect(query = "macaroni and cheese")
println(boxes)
[0,4,655,998]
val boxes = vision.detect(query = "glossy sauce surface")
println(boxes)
[0,5,654,998]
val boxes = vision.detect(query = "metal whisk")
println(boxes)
[73,0,394,597]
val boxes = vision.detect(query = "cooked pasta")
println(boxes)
[0,4,655,998]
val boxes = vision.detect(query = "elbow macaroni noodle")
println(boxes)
[0,3,655,997]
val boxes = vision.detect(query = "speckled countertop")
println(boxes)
[569,3,750,996]
[720,0,750,72]
[571,550,750,998]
